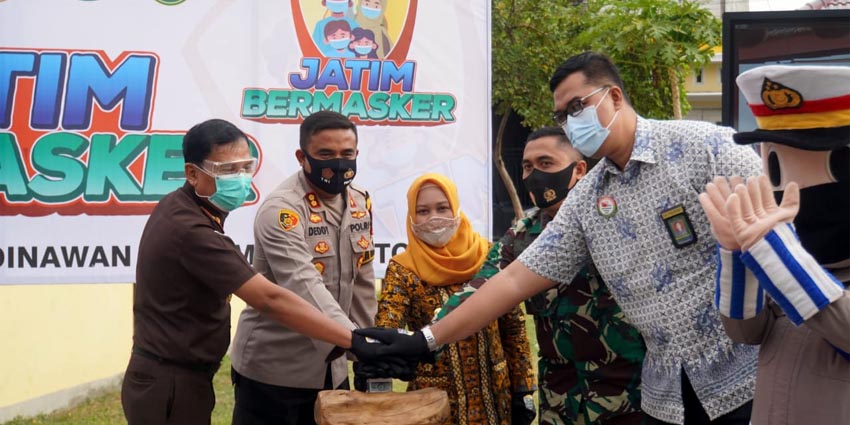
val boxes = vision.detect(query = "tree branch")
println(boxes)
[494,106,525,221]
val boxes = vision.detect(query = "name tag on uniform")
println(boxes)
[660,204,697,248]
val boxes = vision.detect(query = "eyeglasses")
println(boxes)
[552,86,609,127]
[199,158,258,176]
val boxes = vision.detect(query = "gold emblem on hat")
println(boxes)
[543,188,557,203]
[761,78,803,110]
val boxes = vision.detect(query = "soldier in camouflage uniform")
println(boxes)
[435,127,646,425]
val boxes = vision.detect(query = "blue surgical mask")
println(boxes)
[354,45,373,55]
[360,5,381,19]
[562,88,619,157]
[195,165,253,212]
[326,0,348,13]
[329,38,350,50]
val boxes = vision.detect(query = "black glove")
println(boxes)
[349,331,384,363]
[353,357,418,389]
[354,327,430,360]
[353,361,369,391]
[511,392,536,425]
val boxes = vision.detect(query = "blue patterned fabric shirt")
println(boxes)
[518,117,762,424]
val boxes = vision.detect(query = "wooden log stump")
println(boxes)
[314,387,450,425]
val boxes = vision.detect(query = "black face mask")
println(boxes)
[522,162,577,209]
[303,153,357,195]
[774,180,850,266]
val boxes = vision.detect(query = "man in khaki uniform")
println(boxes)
[231,111,377,425]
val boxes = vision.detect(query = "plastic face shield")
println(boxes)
[201,158,258,176]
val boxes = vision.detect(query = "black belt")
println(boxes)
[132,346,220,374]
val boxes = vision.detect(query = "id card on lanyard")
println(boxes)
[660,204,697,248]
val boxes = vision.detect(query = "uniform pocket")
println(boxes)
[128,371,156,386]
[349,231,372,253]
[808,334,850,383]
[306,233,337,259]
[350,231,374,270]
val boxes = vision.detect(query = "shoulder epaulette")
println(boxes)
[304,192,322,209]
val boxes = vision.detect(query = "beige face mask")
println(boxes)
[410,215,460,248]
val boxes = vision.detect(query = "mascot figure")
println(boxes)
[699,64,850,425]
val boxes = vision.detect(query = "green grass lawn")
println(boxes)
[4,316,538,424]
[3,356,236,425]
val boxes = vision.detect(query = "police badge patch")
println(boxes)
[278,209,300,231]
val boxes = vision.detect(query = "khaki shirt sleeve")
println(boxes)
[345,255,377,361]
[721,309,773,345]
[807,290,850,354]
[349,257,377,329]
[254,197,356,355]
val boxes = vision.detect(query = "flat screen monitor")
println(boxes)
[722,9,850,130]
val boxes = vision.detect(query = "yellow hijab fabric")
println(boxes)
[393,173,489,286]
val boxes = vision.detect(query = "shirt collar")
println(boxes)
[182,182,227,226]
[598,116,657,176]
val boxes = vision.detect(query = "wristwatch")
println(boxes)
[421,325,440,352]
[523,394,535,411]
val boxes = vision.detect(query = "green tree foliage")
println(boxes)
[576,0,720,119]
[491,0,719,219]
[492,0,585,129]
[492,0,586,219]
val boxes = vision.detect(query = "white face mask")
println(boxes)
[410,215,460,248]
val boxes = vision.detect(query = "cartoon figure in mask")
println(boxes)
[373,173,537,425]
[699,65,850,425]
[354,0,392,58]
[312,0,359,57]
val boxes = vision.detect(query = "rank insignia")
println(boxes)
[314,241,330,254]
[351,210,367,219]
[278,209,300,231]
[309,213,322,223]
[306,193,321,209]
[357,235,371,249]
[314,261,325,274]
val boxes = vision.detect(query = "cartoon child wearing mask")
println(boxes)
[311,0,359,56]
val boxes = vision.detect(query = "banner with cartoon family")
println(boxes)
[0,0,492,284]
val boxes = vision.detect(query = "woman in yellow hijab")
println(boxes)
[374,173,537,425]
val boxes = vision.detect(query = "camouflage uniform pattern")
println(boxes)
[435,208,646,424]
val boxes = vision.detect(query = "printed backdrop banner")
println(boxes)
[0,0,492,284]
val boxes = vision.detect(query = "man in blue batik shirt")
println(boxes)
[356,52,764,425]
